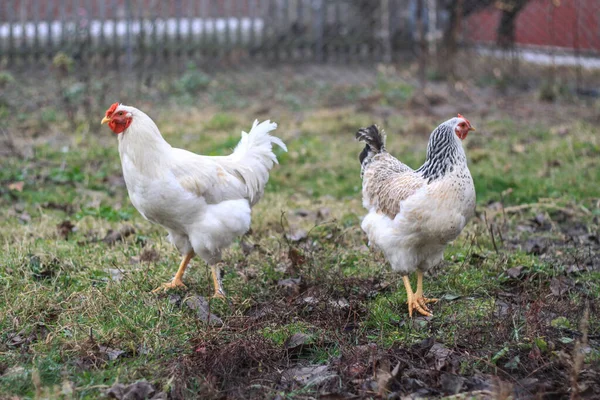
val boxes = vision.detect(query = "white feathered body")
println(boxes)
[116,106,286,264]
[357,120,475,275]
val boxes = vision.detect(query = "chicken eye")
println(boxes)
[119,112,124,116]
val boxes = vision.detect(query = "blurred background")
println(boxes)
[1,3,600,398]
[1,0,599,132]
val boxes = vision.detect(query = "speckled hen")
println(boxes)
[356,115,476,317]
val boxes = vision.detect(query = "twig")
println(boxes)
[570,305,589,400]
[459,351,533,396]
[496,225,504,248]
[484,211,499,254]
[492,201,589,217]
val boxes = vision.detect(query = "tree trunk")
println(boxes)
[497,0,530,48]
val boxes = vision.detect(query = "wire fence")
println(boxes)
[1,0,599,91]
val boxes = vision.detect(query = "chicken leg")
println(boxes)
[152,251,194,292]
[414,271,438,311]
[402,275,432,317]
[210,264,227,299]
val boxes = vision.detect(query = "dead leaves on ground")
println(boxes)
[7,181,24,192]
[102,225,136,245]
[184,296,223,326]
[107,381,166,400]
[56,220,75,239]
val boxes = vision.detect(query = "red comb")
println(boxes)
[457,113,471,126]
[105,102,119,117]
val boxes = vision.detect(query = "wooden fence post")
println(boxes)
[125,0,133,71]
[313,0,323,63]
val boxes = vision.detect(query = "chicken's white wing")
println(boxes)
[169,147,249,204]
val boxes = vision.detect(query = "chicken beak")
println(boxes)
[101,116,111,125]
[468,126,476,132]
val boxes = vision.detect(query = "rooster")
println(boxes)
[101,103,286,297]
[356,115,475,317]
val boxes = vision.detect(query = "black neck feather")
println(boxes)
[416,125,464,183]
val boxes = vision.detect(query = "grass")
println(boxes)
[1,69,599,399]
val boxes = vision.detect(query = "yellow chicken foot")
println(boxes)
[414,271,438,310]
[402,275,432,317]
[210,264,227,300]
[152,251,194,293]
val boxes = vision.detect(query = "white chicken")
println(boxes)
[101,103,286,297]
[356,115,476,317]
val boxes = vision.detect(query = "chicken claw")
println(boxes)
[151,251,194,293]
[151,279,187,293]
[407,292,433,317]
[415,295,438,308]
[212,290,228,300]
[403,276,433,317]
[210,265,228,301]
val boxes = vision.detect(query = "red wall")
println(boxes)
[466,0,600,52]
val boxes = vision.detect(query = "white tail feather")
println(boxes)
[227,119,287,205]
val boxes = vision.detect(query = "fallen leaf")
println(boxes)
[374,281,391,292]
[512,144,525,153]
[288,246,306,268]
[533,213,546,225]
[440,294,461,301]
[524,237,548,255]
[43,202,74,213]
[57,220,75,240]
[494,300,511,318]
[8,181,24,192]
[168,294,182,306]
[106,174,126,188]
[7,332,28,347]
[294,209,311,217]
[2,366,26,378]
[506,266,524,278]
[19,212,31,223]
[317,207,331,220]
[427,343,452,371]
[528,344,542,360]
[551,126,570,136]
[105,268,124,282]
[515,378,542,398]
[550,316,572,329]
[302,296,319,305]
[412,337,435,356]
[139,248,159,263]
[492,347,509,364]
[106,381,166,400]
[284,332,312,353]
[329,298,350,309]
[374,359,401,397]
[103,226,135,245]
[61,380,75,397]
[550,277,572,297]
[240,240,257,256]
[412,316,431,330]
[185,296,223,326]
[136,344,152,355]
[29,255,60,280]
[244,303,272,319]
[286,229,307,242]
[440,373,465,395]
[504,355,520,370]
[282,365,339,389]
[98,345,125,361]
[277,277,301,288]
